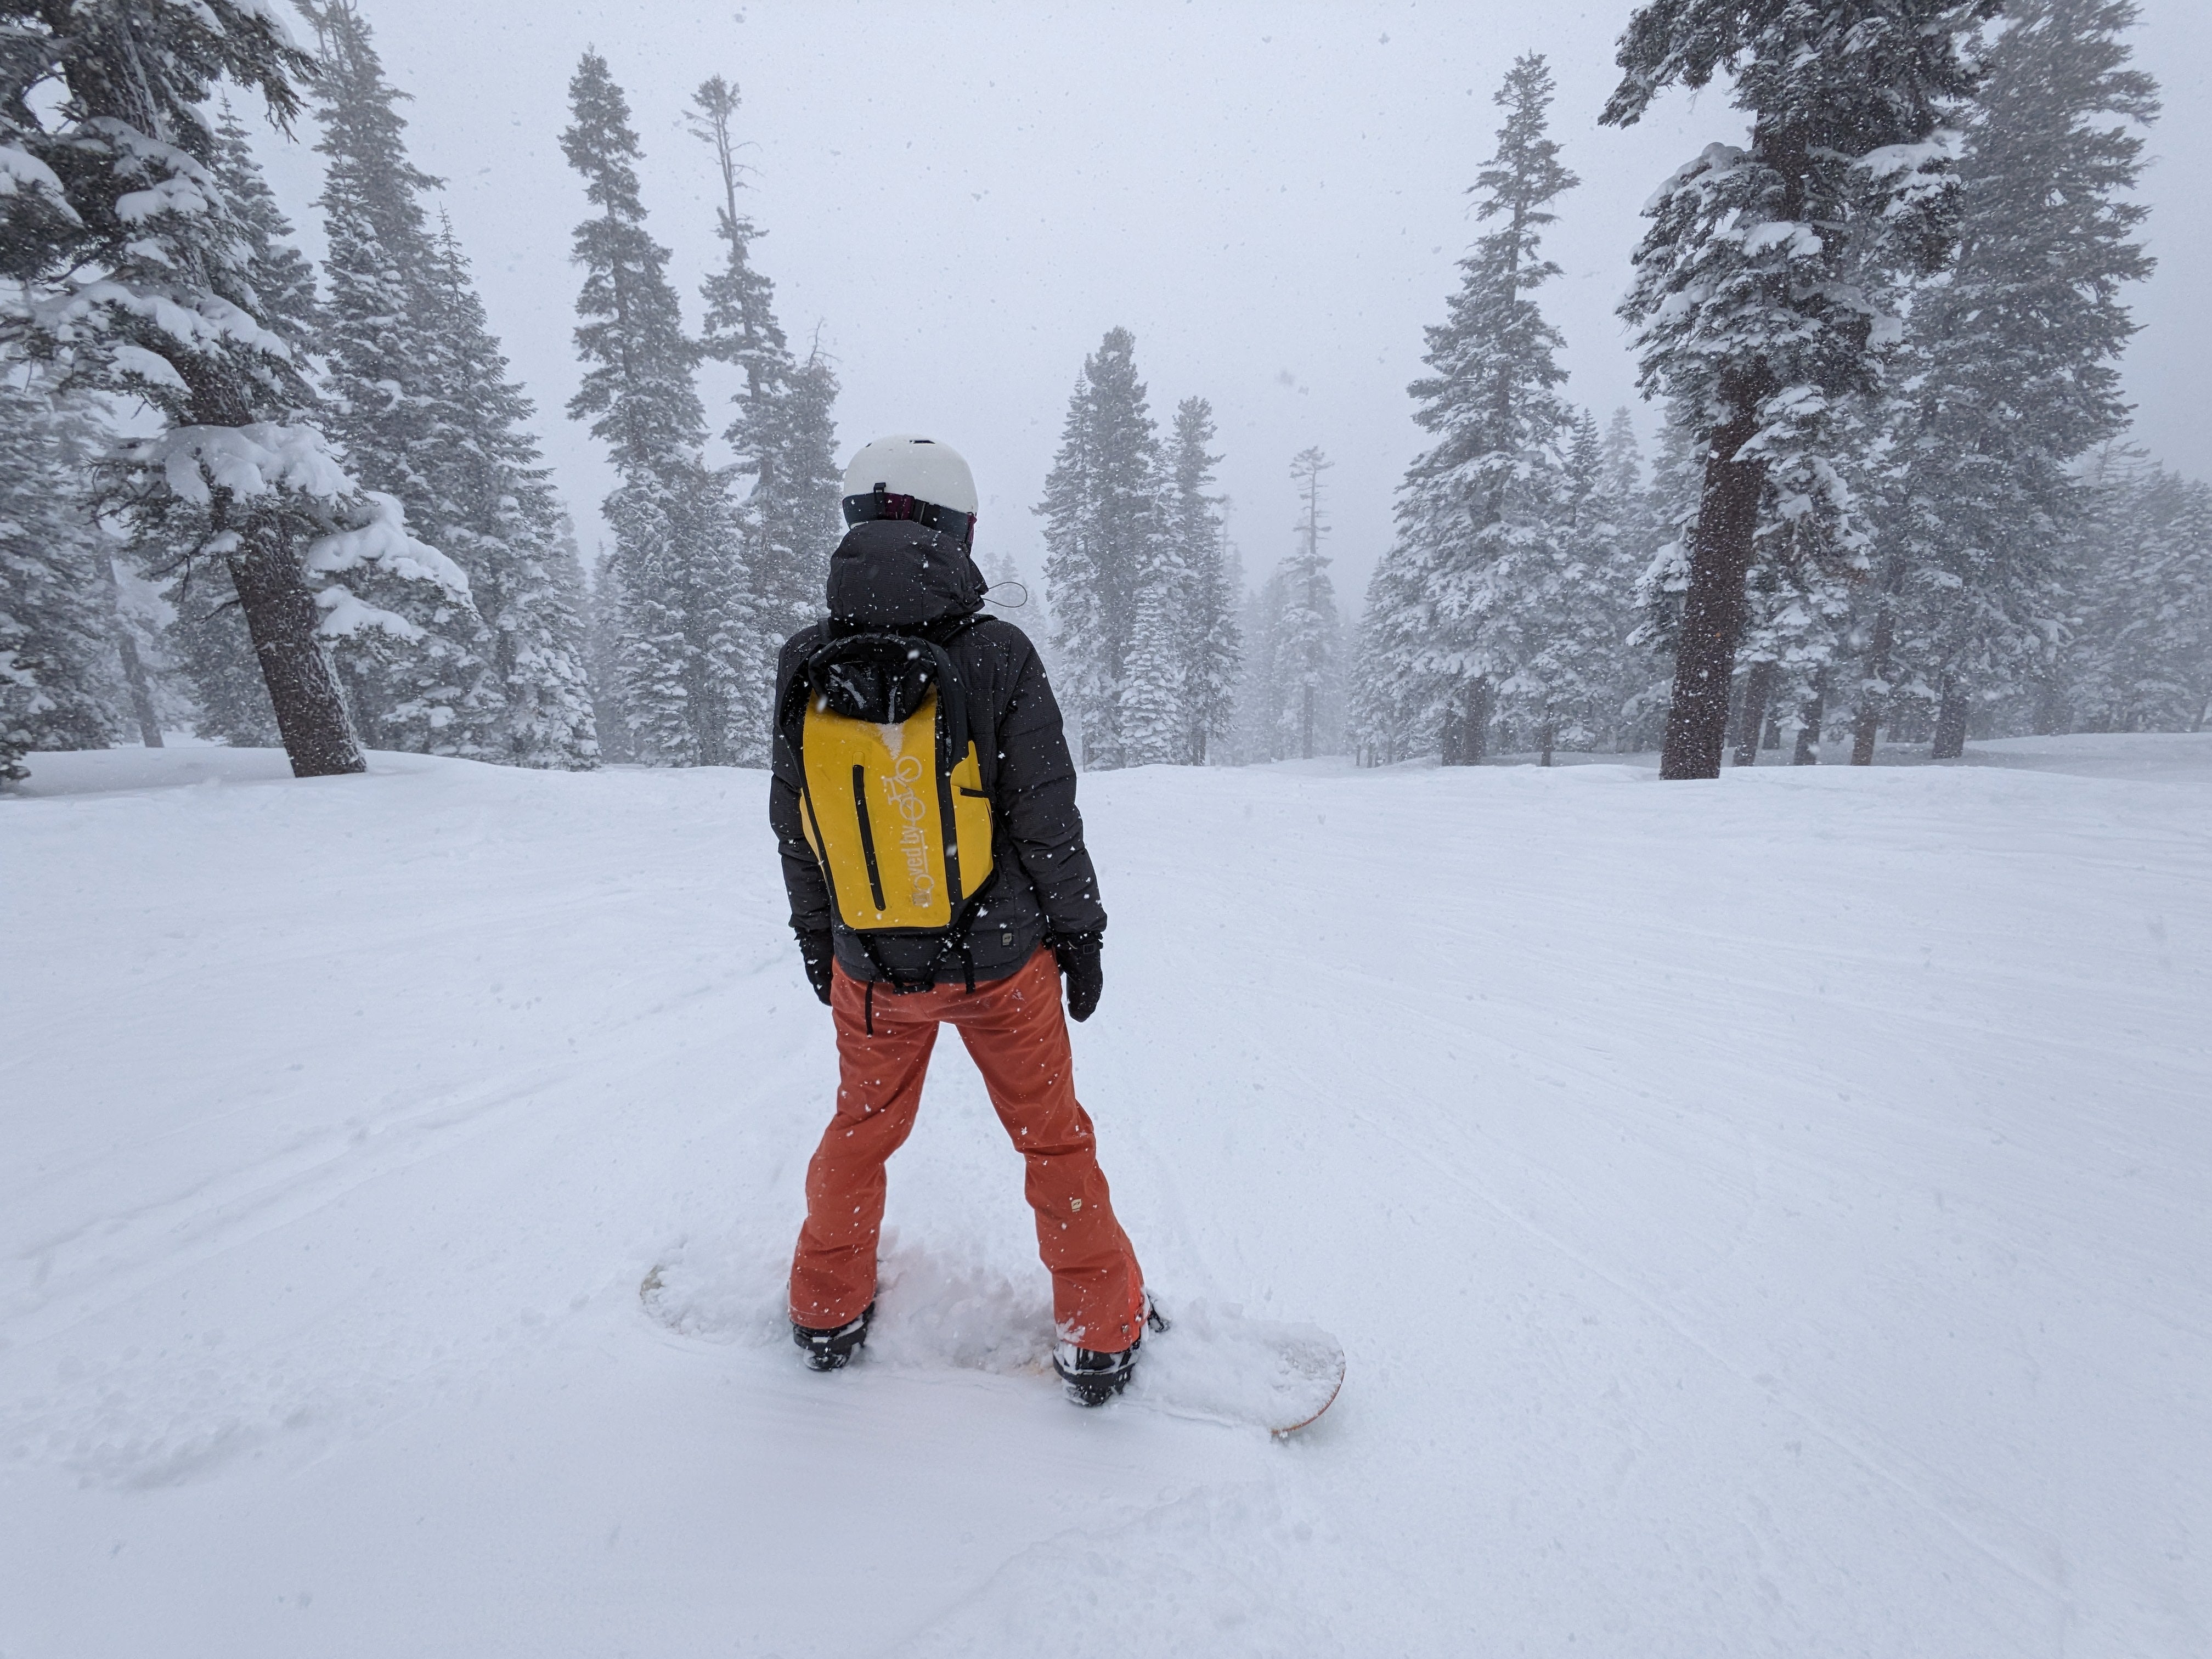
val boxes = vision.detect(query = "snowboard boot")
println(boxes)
[1053,1300,1167,1407]
[792,1302,873,1372]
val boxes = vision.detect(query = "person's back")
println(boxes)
[768,435,1148,1404]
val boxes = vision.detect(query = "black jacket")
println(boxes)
[769,519,1106,985]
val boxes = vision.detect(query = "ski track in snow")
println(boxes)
[3,737,2209,1657]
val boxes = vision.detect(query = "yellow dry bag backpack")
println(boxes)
[778,627,998,988]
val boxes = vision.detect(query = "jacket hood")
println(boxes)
[825,518,988,629]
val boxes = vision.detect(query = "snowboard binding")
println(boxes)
[1053,1300,1169,1407]
[791,1302,874,1372]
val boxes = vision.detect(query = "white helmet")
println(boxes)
[841,435,979,545]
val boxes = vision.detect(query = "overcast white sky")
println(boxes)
[250,0,2212,606]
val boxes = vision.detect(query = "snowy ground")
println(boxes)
[4,735,2209,1657]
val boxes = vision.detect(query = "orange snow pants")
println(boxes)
[789,946,1148,1352]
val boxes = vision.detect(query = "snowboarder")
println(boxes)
[769,435,1150,1406]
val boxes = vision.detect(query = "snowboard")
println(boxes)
[1103,1302,1344,1436]
[639,1264,1342,1437]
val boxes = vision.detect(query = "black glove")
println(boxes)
[795,928,835,1006]
[1051,930,1104,1023]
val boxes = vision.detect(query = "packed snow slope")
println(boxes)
[4,736,2209,1658]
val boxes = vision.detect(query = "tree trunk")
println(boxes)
[1732,658,1776,768]
[1465,678,1493,765]
[1930,678,1969,760]
[180,357,364,776]
[1792,672,1826,766]
[104,558,163,748]
[1660,404,1763,780]
[227,526,365,777]
[1538,718,1555,769]
[2031,676,2070,737]
[1850,548,1908,766]
[1301,683,1314,760]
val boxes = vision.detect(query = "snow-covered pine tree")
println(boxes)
[1117,539,1186,768]
[307,0,498,758]
[1513,409,1620,761]
[155,98,312,748]
[580,541,634,764]
[1359,53,1579,768]
[1234,567,1290,764]
[1273,448,1344,761]
[2068,461,2212,733]
[1619,409,1707,751]
[1852,0,2157,762]
[777,337,844,609]
[690,75,832,685]
[1602,0,1994,778]
[565,50,750,767]
[2,0,465,778]
[421,218,599,768]
[1349,550,1431,766]
[1588,408,1665,752]
[0,380,119,780]
[1169,398,1240,764]
[1037,327,1164,769]
[100,554,164,747]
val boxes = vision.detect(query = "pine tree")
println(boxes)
[691,75,832,672]
[1587,409,1664,752]
[100,553,165,747]
[154,98,313,748]
[2068,462,2212,733]
[1118,546,1185,767]
[1514,409,1638,761]
[1274,448,1344,761]
[2,0,456,777]
[422,219,599,768]
[214,99,320,353]
[171,563,282,746]
[1170,398,1240,763]
[1038,328,1164,769]
[1349,551,1432,766]
[564,50,750,766]
[1358,54,1579,768]
[307,0,498,758]
[0,381,120,780]
[580,543,634,764]
[1851,0,2157,762]
[778,337,844,607]
[1235,567,1290,764]
[1602,0,1995,778]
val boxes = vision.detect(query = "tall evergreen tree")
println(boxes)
[307,0,500,757]
[564,50,749,766]
[778,336,844,602]
[1602,0,1995,778]
[2067,461,2212,733]
[1235,567,1291,764]
[691,74,833,679]
[160,99,313,748]
[580,543,634,764]
[2,0,457,777]
[1118,540,1186,767]
[1515,408,1641,759]
[1038,327,1163,769]
[0,380,119,780]
[1358,54,1579,767]
[1170,398,1241,764]
[1274,448,1344,761]
[422,219,599,768]
[1851,0,2157,761]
